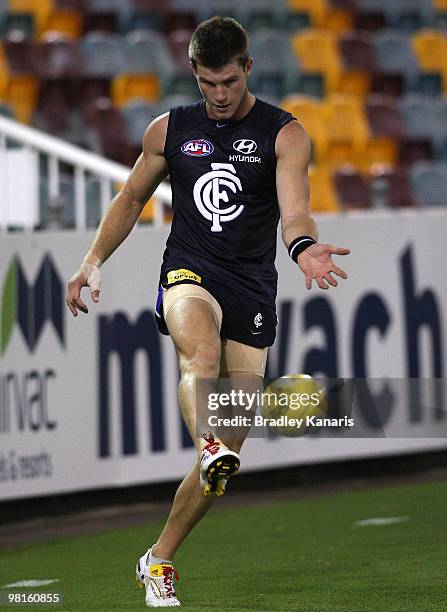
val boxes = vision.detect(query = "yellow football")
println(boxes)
[261,374,327,437]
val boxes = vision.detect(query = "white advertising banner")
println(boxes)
[0,209,446,500]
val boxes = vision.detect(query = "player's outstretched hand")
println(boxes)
[297,243,350,290]
[66,262,101,317]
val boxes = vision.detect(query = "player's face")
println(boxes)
[193,58,253,121]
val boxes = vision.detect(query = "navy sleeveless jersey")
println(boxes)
[160,98,294,308]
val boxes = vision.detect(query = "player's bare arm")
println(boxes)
[276,120,350,290]
[66,114,169,317]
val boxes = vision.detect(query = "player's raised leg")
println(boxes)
[136,290,237,607]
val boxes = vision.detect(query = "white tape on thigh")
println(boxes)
[220,339,268,377]
[163,284,223,330]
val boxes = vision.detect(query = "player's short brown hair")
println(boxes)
[189,16,249,70]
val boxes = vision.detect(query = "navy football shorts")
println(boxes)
[155,275,277,349]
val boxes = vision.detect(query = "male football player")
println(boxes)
[66,17,350,607]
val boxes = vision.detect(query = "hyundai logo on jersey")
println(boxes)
[233,139,257,154]
[181,139,214,157]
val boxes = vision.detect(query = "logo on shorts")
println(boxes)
[193,163,244,232]
[181,139,214,157]
[167,269,202,284]
[254,313,263,328]
[233,139,257,154]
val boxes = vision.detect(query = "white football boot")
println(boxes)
[199,433,240,497]
[135,547,180,607]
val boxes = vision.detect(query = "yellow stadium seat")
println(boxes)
[280,94,328,163]
[433,0,447,9]
[337,70,370,100]
[40,10,83,39]
[112,74,161,107]
[3,74,39,123]
[412,30,447,91]
[8,0,54,33]
[364,136,398,170]
[292,29,342,93]
[323,5,354,33]
[320,94,370,168]
[0,44,9,98]
[308,165,341,213]
[287,0,328,27]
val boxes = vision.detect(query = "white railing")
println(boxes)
[0,115,172,231]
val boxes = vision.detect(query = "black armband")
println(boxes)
[288,236,316,262]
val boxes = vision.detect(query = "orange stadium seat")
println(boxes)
[292,29,342,93]
[111,73,161,107]
[0,43,8,98]
[411,30,447,92]
[280,94,328,163]
[320,94,370,168]
[308,165,341,213]
[8,0,54,34]
[433,0,447,8]
[40,9,83,39]
[287,0,328,28]
[322,0,354,33]
[3,74,39,123]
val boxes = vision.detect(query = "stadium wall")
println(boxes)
[1,210,446,501]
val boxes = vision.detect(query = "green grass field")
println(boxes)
[1,480,446,611]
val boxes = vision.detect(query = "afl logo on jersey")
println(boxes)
[181,139,214,157]
[233,139,257,154]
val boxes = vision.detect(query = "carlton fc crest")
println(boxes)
[193,163,244,232]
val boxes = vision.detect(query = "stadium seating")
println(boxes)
[365,94,405,167]
[112,73,160,107]
[80,32,127,78]
[168,28,192,74]
[40,8,83,38]
[1,0,446,212]
[8,0,53,34]
[339,31,376,98]
[157,92,198,113]
[121,99,158,145]
[411,161,447,206]
[249,29,300,98]
[373,30,420,90]
[412,29,447,91]
[320,94,369,167]
[308,165,341,212]
[237,1,289,32]
[1,12,35,37]
[3,31,38,73]
[384,0,435,33]
[292,28,342,93]
[370,165,415,208]
[287,0,327,28]
[84,96,135,165]
[281,94,327,162]
[0,100,14,117]
[38,33,83,79]
[334,165,370,209]
[125,30,175,88]
[398,94,447,158]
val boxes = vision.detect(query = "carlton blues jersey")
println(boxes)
[160,98,294,308]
